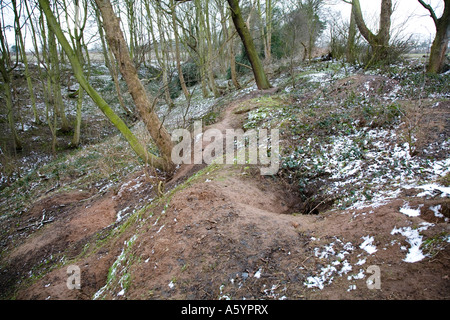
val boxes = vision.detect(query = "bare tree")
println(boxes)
[170,0,191,100]
[227,0,271,90]
[0,17,22,151]
[12,0,40,124]
[347,0,393,65]
[418,0,450,74]
[93,0,174,170]
[62,0,89,148]
[38,0,170,171]
[300,0,325,61]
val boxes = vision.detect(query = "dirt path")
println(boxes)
[4,89,450,300]
[0,89,268,299]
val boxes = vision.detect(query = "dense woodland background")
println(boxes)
[1,0,448,180]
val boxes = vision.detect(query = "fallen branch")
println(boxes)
[17,218,55,232]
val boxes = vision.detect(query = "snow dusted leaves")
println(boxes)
[283,118,450,213]
[415,183,450,198]
[304,238,367,290]
[393,202,447,263]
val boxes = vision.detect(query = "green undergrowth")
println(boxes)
[0,122,157,218]
[239,62,449,212]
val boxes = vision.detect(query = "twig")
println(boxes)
[17,218,54,232]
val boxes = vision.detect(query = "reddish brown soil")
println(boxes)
[1,88,449,300]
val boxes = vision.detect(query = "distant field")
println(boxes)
[404,53,429,59]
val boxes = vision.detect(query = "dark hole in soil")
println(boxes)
[280,178,335,215]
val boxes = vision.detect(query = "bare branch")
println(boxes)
[418,0,439,26]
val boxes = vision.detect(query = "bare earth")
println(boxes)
[1,86,449,301]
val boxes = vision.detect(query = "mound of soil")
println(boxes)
[2,81,449,301]
[14,164,449,300]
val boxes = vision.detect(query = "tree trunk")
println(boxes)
[378,0,392,46]
[264,0,273,62]
[419,0,450,74]
[71,32,88,148]
[38,0,169,171]
[194,0,212,98]
[68,0,87,148]
[204,1,220,97]
[48,22,71,133]
[38,10,58,154]
[228,13,241,89]
[145,0,175,107]
[352,0,392,63]
[94,0,174,170]
[227,0,271,90]
[429,19,449,74]
[93,4,132,116]
[12,0,39,125]
[346,6,357,64]
[156,7,175,108]
[0,66,22,151]
[171,0,190,100]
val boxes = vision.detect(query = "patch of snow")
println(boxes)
[415,184,450,198]
[219,284,231,300]
[314,242,336,259]
[430,205,446,220]
[304,265,337,290]
[360,236,377,255]
[348,269,365,280]
[156,224,165,234]
[305,238,356,290]
[399,203,422,217]
[116,206,131,222]
[305,72,330,83]
[391,222,434,263]
[356,258,366,265]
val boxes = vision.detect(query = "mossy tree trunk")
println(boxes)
[47,17,71,134]
[226,10,241,89]
[346,5,358,64]
[94,0,174,171]
[61,0,88,148]
[351,0,392,65]
[92,5,132,116]
[227,0,271,90]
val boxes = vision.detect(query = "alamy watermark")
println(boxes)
[66,265,81,290]
[171,121,280,175]
[366,265,381,290]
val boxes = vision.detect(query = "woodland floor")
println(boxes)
[0,58,449,301]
